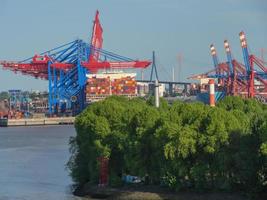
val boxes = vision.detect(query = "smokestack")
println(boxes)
[209,79,215,107]
[155,79,159,108]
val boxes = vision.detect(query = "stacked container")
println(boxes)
[112,76,136,95]
[86,76,111,95]
[86,73,137,102]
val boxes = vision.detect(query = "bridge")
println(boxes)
[136,80,191,96]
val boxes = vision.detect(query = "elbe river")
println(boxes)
[0,125,89,200]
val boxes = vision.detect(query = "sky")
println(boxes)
[0,0,266,91]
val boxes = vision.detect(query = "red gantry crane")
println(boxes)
[0,10,151,115]
[188,31,267,102]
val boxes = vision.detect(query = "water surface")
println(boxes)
[0,125,86,200]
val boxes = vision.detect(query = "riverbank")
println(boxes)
[75,184,250,200]
[0,117,75,127]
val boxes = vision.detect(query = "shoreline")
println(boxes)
[0,117,75,127]
[74,184,251,200]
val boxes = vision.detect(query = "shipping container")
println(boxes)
[85,73,137,102]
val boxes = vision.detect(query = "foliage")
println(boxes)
[0,91,9,101]
[68,96,267,196]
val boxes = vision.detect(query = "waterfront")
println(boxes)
[0,125,85,200]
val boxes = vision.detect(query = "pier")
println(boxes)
[0,117,75,127]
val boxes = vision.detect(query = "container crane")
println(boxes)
[82,11,150,73]
[210,44,220,77]
[223,40,235,95]
[210,44,229,86]
[239,31,254,98]
[239,31,267,98]
[0,10,151,115]
[189,31,267,103]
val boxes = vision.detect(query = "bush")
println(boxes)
[67,96,267,196]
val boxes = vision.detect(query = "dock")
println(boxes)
[0,117,75,127]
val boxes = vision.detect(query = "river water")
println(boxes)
[0,125,87,200]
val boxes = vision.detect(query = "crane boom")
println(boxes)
[239,31,254,97]
[210,44,219,70]
[82,61,150,73]
[224,40,234,76]
[89,10,103,63]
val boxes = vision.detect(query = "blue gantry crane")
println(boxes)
[0,11,151,116]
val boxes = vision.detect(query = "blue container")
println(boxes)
[196,91,226,104]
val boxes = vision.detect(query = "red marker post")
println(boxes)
[209,79,215,107]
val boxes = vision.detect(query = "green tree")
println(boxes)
[0,91,9,101]
[68,96,267,196]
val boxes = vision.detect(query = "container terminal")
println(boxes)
[0,10,266,126]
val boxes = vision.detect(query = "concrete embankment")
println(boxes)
[0,117,75,127]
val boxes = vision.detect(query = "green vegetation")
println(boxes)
[0,91,10,101]
[68,96,267,197]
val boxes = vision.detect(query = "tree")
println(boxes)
[68,96,267,196]
[0,91,9,101]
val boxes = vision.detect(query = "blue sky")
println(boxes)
[0,0,266,91]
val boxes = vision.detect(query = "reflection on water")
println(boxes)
[0,125,87,200]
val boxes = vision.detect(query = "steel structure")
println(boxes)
[0,11,151,115]
[188,31,267,102]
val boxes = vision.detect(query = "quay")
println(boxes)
[0,117,75,127]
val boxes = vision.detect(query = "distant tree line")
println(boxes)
[68,96,267,197]
[0,91,9,101]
